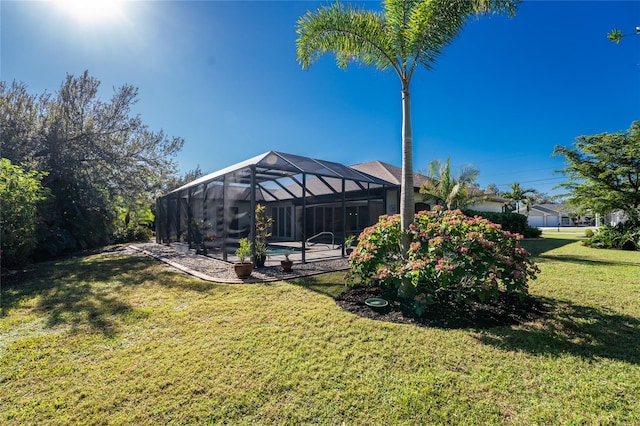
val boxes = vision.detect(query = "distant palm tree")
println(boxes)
[296,0,518,256]
[503,182,537,212]
[607,26,640,43]
[420,157,481,210]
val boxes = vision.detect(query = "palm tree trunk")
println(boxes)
[399,82,415,299]
[400,83,414,256]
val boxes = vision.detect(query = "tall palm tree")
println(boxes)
[296,0,518,256]
[420,157,481,210]
[503,182,537,212]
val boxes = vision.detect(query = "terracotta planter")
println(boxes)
[281,260,293,272]
[234,262,254,279]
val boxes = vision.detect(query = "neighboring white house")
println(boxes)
[519,203,627,228]
[467,193,509,213]
[601,210,626,227]
[518,204,573,227]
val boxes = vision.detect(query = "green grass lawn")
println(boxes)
[1,237,639,424]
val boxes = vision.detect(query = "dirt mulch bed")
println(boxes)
[336,285,548,329]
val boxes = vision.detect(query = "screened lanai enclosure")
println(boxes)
[156,151,395,263]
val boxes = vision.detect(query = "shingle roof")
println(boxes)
[520,203,573,215]
[350,160,432,188]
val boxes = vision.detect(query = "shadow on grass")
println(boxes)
[537,253,640,267]
[477,297,640,365]
[1,250,221,336]
[521,237,578,257]
[331,282,640,366]
[2,255,150,336]
[289,272,348,299]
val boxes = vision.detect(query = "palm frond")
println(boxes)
[407,0,518,77]
[420,156,487,209]
[297,0,519,83]
[296,3,398,75]
[451,160,479,184]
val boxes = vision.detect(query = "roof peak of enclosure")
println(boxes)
[165,151,394,196]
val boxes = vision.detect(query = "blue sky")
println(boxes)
[2,1,639,196]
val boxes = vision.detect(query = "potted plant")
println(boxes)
[234,238,254,278]
[281,249,294,272]
[254,204,273,268]
[344,234,357,255]
[189,219,213,255]
[203,233,216,249]
[255,240,268,268]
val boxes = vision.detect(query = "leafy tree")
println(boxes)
[419,157,482,209]
[529,191,555,205]
[296,0,518,259]
[112,195,156,244]
[163,165,204,194]
[0,159,50,267]
[114,197,155,230]
[0,82,49,169]
[553,121,640,221]
[1,71,184,253]
[502,182,537,212]
[485,183,501,196]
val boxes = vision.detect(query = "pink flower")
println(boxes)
[377,268,390,280]
[517,247,531,256]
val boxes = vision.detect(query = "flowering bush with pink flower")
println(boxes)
[347,207,540,311]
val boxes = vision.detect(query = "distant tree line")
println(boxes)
[1,71,198,267]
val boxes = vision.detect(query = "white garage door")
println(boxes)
[528,215,544,227]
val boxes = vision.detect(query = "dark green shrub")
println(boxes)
[584,229,594,238]
[134,226,154,242]
[36,227,77,259]
[463,210,529,235]
[584,219,639,251]
[0,159,50,267]
[584,228,620,249]
[112,225,153,244]
[523,225,542,238]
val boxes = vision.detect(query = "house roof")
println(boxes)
[351,161,507,204]
[465,186,509,204]
[350,160,432,188]
[520,203,572,215]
